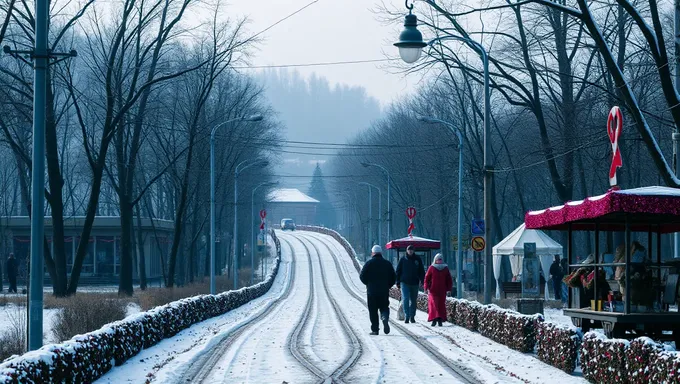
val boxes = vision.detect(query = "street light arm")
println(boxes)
[417,116,463,147]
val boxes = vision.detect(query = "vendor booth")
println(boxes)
[525,186,680,343]
[493,224,563,300]
[386,235,441,267]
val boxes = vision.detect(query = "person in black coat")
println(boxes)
[7,253,18,293]
[360,245,396,335]
[396,245,425,323]
[549,255,564,301]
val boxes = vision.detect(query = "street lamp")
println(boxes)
[210,114,263,295]
[233,158,269,290]
[361,162,391,264]
[392,2,428,63]
[395,7,493,304]
[417,116,464,299]
[251,181,278,285]
[358,182,382,247]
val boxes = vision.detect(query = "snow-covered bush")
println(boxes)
[580,332,629,384]
[445,298,458,323]
[626,337,664,384]
[651,350,680,384]
[478,305,506,343]
[536,322,581,374]
[504,310,542,353]
[0,231,283,384]
[454,299,481,331]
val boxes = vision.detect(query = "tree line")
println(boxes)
[0,0,280,296]
[331,0,677,260]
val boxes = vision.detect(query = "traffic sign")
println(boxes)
[471,236,486,252]
[471,219,485,235]
[451,235,470,251]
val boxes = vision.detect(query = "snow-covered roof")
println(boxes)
[267,188,319,204]
[385,235,441,250]
[493,224,562,256]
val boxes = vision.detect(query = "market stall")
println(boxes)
[525,186,680,342]
[493,224,563,300]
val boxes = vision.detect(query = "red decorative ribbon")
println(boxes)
[607,106,623,186]
[406,207,416,237]
[259,209,266,230]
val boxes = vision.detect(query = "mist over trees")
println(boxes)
[257,69,383,179]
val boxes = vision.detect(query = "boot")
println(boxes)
[410,316,416,323]
[431,320,437,327]
[438,319,443,326]
[405,318,410,324]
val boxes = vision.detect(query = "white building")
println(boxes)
[266,188,319,226]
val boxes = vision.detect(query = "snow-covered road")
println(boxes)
[98,230,587,384]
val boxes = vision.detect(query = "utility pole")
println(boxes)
[3,0,76,350]
[674,0,680,258]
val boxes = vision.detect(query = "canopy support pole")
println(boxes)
[568,223,573,309]
[657,225,662,304]
[594,223,600,310]
[625,216,631,314]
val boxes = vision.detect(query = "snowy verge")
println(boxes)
[0,231,283,384]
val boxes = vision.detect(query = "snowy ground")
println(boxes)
[96,230,588,383]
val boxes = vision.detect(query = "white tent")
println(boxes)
[492,224,563,299]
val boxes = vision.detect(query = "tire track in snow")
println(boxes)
[281,236,328,381]
[297,235,364,384]
[173,237,297,384]
[302,232,482,384]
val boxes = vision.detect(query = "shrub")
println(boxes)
[536,322,581,374]
[651,351,680,384]
[52,295,127,342]
[454,300,481,331]
[0,305,26,362]
[580,332,629,384]
[626,338,664,384]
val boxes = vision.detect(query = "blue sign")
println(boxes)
[471,219,485,235]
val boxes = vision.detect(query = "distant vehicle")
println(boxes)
[281,218,296,231]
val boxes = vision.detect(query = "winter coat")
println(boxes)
[396,254,425,286]
[424,265,452,321]
[549,261,563,279]
[424,265,453,296]
[360,254,396,296]
[6,258,17,279]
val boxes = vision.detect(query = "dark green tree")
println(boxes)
[308,163,336,228]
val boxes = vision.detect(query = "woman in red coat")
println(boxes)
[424,253,453,326]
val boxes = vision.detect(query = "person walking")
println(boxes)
[424,253,452,326]
[360,245,396,335]
[549,255,564,301]
[6,253,18,294]
[396,245,425,323]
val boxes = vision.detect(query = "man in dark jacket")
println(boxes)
[7,253,18,293]
[549,254,564,301]
[396,245,425,323]
[360,245,396,335]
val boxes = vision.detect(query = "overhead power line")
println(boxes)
[233,58,394,69]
